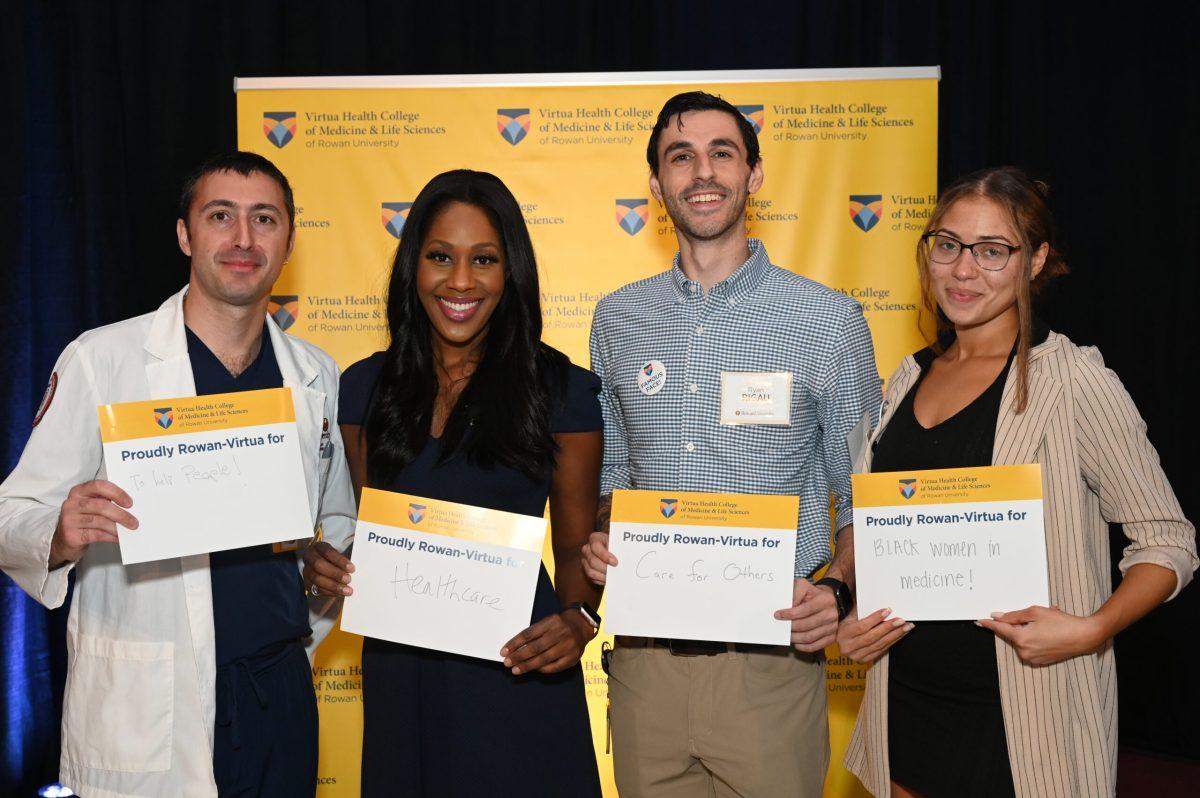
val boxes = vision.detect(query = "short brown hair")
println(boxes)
[178,151,295,230]
[646,91,761,175]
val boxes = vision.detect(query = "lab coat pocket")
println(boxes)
[62,634,174,773]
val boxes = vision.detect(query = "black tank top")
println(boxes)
[871,345,1017,798]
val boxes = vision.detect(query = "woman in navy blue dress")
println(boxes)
[304,170,604,796]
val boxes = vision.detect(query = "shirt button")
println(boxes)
[688,383,698,393]
[729,297,738,306]
[685,442,695,452]
[695,325,705,335]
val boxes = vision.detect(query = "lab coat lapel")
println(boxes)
[268,317,324,523]
[142,286,218,747]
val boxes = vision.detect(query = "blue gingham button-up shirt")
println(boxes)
[589,239,882,577]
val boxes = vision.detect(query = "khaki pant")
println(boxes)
[609,641,829,797]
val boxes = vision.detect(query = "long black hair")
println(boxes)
[366,169,567,485]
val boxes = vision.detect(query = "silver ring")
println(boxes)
[310,583,320,597]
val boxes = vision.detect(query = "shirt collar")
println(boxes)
[669,238,771,304]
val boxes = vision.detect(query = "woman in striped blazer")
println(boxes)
[840,166,1197,798]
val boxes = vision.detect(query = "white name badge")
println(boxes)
[97,388,313,565]
[720,371,792,425]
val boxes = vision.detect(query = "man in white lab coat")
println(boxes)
[0,151,356,798]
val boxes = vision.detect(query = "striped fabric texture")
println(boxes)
[589,239,882,577]
[844,332,1197,797]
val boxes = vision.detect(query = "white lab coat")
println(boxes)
[0,287,357,798]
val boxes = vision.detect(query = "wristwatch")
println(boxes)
[569,601,602,631]
[815,577,852,622]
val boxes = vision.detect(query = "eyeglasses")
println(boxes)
[921,233,1020,271]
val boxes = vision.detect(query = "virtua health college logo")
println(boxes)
[381,202,413,239]
[268,295,299,331]
[736,104,765,134]
[263,112,297,148]
[899,478,918,500]
[659,498,679,519]
[849,194,883,232]
[615,199,648,236]
[496,108,530,146]
[154,407,174,430]
[408,503,426,524]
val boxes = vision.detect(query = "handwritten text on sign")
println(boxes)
[340,489,546,662]
[98,388,312,564]
[852,464,1049,620]
[605,490,798,645]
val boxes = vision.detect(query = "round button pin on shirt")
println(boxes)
[637,360,667,396]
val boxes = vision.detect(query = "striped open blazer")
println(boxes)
[844,331,1197,797]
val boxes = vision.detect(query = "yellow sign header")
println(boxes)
[98,388,296,443]
[853,464,1043,508]
[357,488,546,553]
[612,489,798,529]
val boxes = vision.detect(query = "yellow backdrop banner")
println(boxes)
[236,67,938,797]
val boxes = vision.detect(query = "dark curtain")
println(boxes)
[2,0,1196,792]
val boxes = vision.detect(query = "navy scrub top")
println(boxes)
[186,326,310,665]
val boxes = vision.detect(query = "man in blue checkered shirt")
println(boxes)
[582,91,882,797]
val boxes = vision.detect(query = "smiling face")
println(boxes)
[416,201,506,355]
[927,196,1046,334]
[177,170,294,309]
[649,109,763,243]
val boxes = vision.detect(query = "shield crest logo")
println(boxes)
[899,479,917,500]
[496,108,531,146]
[849,194,883,232]
[268,295,299,331]
[615,199,649,236]
[736,104,765,134]
[154,407,174,430]
[263,112,297,148]
[381,202,413,239]
[659,498,678,518]
[408,503,426,524]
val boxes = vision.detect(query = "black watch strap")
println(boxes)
[569,601,601,629]
[815,577,852,622]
